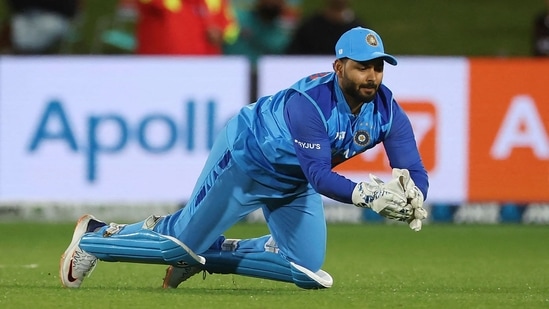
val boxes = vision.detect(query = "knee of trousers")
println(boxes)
[290,262,333,289]
[201,250,332,289]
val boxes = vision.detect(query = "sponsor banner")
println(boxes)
[0,56,249,203]
[468,58,549,202]
[258,56,469,203]
[2,56,547,205]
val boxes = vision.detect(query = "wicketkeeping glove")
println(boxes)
[392,168,428,231]
[351,172,413,222]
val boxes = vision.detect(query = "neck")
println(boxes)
[345,96,363,114]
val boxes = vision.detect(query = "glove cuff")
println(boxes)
[352,181,385,212]
[352,182,369,207]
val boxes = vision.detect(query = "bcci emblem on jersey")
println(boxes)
[353,130,370,146]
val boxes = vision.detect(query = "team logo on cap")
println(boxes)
[366,34,378,47]
[354,130,370,146]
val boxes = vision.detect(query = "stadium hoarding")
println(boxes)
[0,56,547,206]
[467,58,549,202]
[0,56,249,203]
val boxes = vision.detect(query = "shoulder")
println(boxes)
[290,73,336,102]
[287,72,337,118]
[289,72,334,93]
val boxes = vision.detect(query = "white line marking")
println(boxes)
[0,264,39,268]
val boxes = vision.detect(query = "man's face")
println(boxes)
[336,58,384,104]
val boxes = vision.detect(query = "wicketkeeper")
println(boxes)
[60,27,429,290]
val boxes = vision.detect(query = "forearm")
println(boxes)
[308,168,356,204]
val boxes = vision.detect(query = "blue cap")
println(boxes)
[335,27,398,65]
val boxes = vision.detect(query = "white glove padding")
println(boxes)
[352,173,413,222]
[391,168,428,231]
[408,207,428,231]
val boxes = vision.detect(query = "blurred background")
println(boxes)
[0,0,548,225]
[0,0,546,56]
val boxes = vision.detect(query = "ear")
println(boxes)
[333,59,344,76]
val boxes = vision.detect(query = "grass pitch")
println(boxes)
[0,222,547,308]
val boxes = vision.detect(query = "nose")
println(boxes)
[364,68,376,83]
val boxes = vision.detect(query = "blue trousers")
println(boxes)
[153,127,327,272]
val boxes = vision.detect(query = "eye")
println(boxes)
[374,64,384,72]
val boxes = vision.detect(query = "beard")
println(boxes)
[340,77,378,103]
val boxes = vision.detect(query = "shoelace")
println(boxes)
[73,250,98,278]
[103,223,126,237]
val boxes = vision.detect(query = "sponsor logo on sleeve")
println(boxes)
[294,139,321,150]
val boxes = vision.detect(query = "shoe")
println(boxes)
[60,214,106,288]
[162,264,203,288]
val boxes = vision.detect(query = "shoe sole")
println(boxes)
[59,214,96,288]
[162,266,176,288]
[162,265,201,289]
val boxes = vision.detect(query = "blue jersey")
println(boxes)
[225,72,428,204]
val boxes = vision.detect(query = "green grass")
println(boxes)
[0,222,548,308]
